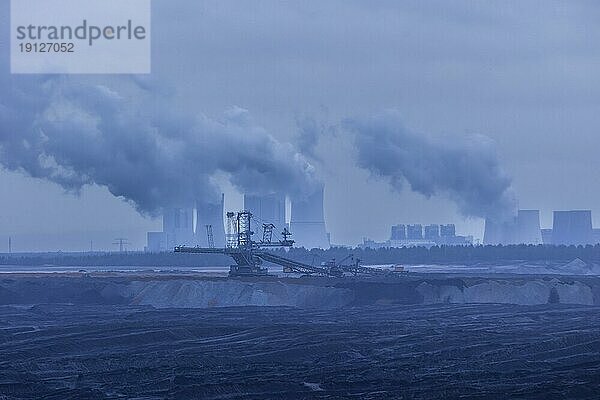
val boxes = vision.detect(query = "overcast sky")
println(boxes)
[2,0,600,251]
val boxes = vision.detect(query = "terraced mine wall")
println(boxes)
[1,274,600,308]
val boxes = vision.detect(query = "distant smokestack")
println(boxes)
[290,184,330,249]
[552,210,593,245]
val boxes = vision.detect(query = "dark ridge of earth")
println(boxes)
[0,303,599,399]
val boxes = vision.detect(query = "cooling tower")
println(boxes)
[516,210,542,244]
[244,193,286,229]
[483,216,517,245]
[483,218,500,245]
[163,207,195,249]
[484,210,539,245]
[552,210,593,245]
[290,184,330,249]
[196,194,226,247]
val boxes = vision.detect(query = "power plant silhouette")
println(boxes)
[146,189,600,251]
[483,210,543,245]
[484,209,600,246]
[289,184,330,250]
[146,188,330,252]
[243,193,286,229]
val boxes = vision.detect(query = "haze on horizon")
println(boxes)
[1,0,600,252]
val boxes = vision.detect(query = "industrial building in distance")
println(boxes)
[146,187,330,252]
[484,209,600,246]
[483,209,543,245]
[146,194,227,252]
[289,184,330,250]
[147,199,600,251]
[360,223,473,249]
[363,209,600,249]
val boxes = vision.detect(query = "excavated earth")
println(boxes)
[1,273,600,307]
[0,273,599,399]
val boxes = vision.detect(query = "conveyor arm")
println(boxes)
[256,252,328,275]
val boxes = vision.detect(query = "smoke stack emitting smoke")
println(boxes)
[345,111,517,222]
[0,74,516,223]
[0,76,318,215]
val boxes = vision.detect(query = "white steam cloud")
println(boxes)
[345,110,516,221]
[0,76,318,214]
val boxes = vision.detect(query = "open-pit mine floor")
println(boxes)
[0,273,599,399]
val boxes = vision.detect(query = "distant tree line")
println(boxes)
[1,244,599,267]
[0,252,230,267]
[275,244,599,266]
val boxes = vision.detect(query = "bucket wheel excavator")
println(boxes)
[174,211,390,277]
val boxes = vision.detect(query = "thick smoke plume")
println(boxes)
[0,76,317,214]
[345,111,516,221]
